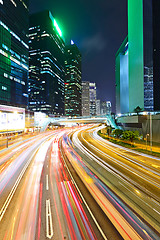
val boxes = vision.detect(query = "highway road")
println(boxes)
[70,125,160,239]
[0,128,123,240]
[1,125,160,239]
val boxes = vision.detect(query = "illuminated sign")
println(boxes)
[0,105,25,131]
[34,112,46,127]
[0,112,25,131]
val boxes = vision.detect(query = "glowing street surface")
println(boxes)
[71,125,160,239]
[0,125,160,240]
[0,129,102,240]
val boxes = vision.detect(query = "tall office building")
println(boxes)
[101,101,107,115]
[0,0,29,108]
[89,82,96,116]
[101,101,112,115]
[65,41,82,116]
[116,0,160,114]
[106,101,112,114]
[115,37,129,114]
[82,81,90,116]
[96,99,101,116]
[28,11,65,115]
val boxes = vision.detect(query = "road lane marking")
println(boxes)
[46,174,49,190]
[46,199,53,239]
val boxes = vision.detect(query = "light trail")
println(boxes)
[0,132,56,240]
[60,142,108,240]
[0,150,36,221]
[92,129,160,178]
[72,127,160,233]
[63,131,160,240]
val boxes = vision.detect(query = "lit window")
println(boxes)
[2,86,7,91]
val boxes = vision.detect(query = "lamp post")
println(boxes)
[150,112,152,153]
[6,113,8,148]
[146,133,149,150]
[143,111,152,153]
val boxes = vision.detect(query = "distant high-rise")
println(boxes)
[28,11,65,115]
[96,99,101,116]
[116,0,160,114]
[106,101,112,114]
[82,81,90,116]
[0,0,29,107]
[65,41,82,116]
[101,101,107,115]
[89,82,96,116]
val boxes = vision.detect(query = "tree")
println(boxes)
[134,106,143,115]
[111,129,123,138]
[107,125,112,136]
[122,130,139,142]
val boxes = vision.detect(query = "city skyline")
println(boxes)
[1,2,160,240]
[30,0,128,112]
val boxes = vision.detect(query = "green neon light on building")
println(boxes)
[54,19,62,37]
[49,12,62,37]
[128,0,144,112]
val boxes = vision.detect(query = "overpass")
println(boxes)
[38,115,118,132]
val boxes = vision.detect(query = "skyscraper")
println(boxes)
[116,0,160,114]
[65,41,82,117]
[82,81,90,116]
[152,0,160,110]
[101,101,107,115]
[115,37,129,114]
[28,11,65,115]
[89,82,96,116]
[0,0,29,108]
[96,99,101,116]
[106,101,112,114]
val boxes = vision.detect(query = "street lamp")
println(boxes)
[150,112,152,153]
[146,133,149,150]
[143,111,152,153]
[6,112,8,148]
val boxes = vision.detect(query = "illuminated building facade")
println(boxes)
[82,81,90,116]
[29,11,65,115]
[0,0,29,108]
[115,37,129,114]
[65,42,82,116]
[106,101,112,114]
[89,82,96,116]
[101,101,111,115]
[96,99,101,116]
[116,0,160,114]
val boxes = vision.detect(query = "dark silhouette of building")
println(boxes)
[65,41,82,116]
[0,0,29,108]
[28,10,65,115]
[152,0,160,110]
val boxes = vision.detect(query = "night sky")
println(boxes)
[29,0,128,112]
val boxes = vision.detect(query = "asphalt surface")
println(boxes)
[71,125,160,238]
